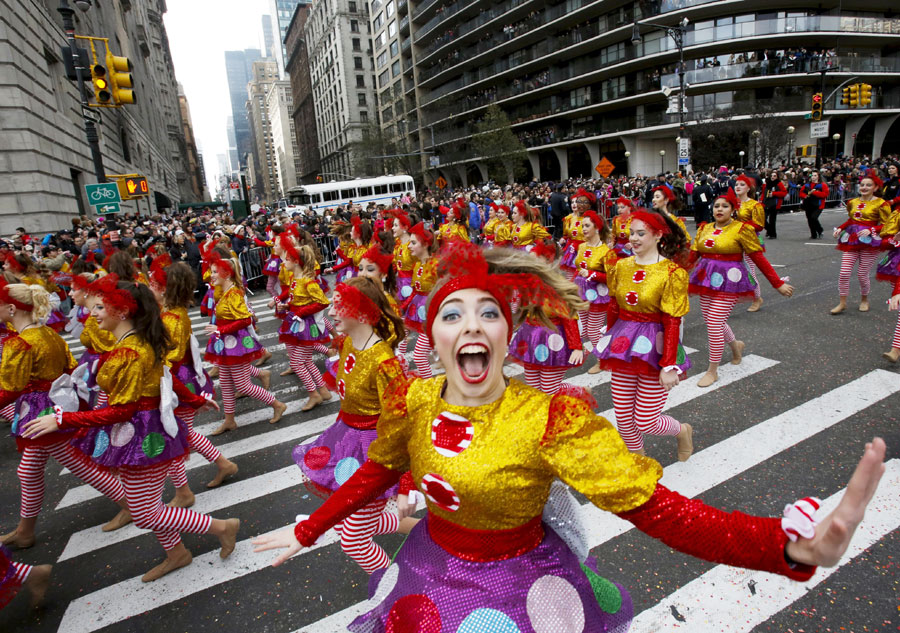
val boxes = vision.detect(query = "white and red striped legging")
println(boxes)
[0,402,15,421]
[266,277,280,299]
[218,362,276,415]
[579,308,607,352]
[412,333,433,379]
[891,310,900,350]
[523,367,568,395]
[17,438,125,518]
[838,250,879,297]
[287,344,326,392]
[610,370,682,452]
[120,461,213,550]
[333,499,399,574]
[743,253,762,299]
[10,560,31,585]
[699,294,739,364]
[168,408,222,488]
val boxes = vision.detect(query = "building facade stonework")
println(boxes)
[284,2,320,184]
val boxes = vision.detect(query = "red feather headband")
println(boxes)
[735,174,756,189]
[863,173,884,189]
[615,196,635,209]
[630,210,671,235]
[332,282,381,325]
[361,245,394,275]
[571,187,597,204]
[715,188,741,211]
[409,222,434,247]
[652,185,675,202]
[582,210,604,230]
[87,273,138,318]
[208,251,235,277]
[386,208,411,229]
[0,279,33,312]
[3,252,24,274]
[71,274,93,293]
[530,239,556,262]
[278,233,302,264]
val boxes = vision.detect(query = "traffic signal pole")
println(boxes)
[58,0,106,183]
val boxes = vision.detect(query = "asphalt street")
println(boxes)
[1,208,898,633]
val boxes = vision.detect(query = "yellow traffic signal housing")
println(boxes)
[90,63,111,104]
[107,52,136,105]
[810,92,823,121]
[859,83,872,107]
[848,84,860,108]
[841,86,851,106]
[112,174,149,200]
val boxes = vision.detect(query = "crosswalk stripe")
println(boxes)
[631,459,900,632]
[292,368,898,633]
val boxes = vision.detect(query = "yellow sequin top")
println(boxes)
[162,306,192,366]
[562,214,586,241]
[659,209,690,240]
[493,219,514,245]
[341,243,369,269]
[0,325,76,391]
[98,335,163,405]
[384,292,403,346]
[613,215,632,244]
[216,286,252,321]
[882,209,900,237]
[511,221,550,247]
[335,338,404,418]
[482,218,498,241]
[607,257,690,318]
[692,221,764,256]
[845,197,893,228]
[574,242,616,273]
[411,258,438,294]
[287,276,329,308]
[368,377,661,530]
[278,265,293,289]
[737,199,765,231]
[80,315,116,354]
[393,239,417,274]
[436,222,470,244]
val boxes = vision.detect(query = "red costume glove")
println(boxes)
[659,314,682,368]
[747,251,785,288]
[587,271,607,284]
[294,459,401,547]
[216,318,253,336]
[617,484,817,581]
[398,471,415,496]
[331,258,355,272]
[60,403,140,428]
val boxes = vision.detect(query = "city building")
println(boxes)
[246,59,280,202]
[177,84,209,202]
[224,48,263,171]
[306,0,377,179]
[267,80,301,198]
[0,0,192,232]
[384,0,900,185]
[269,0,309,78]
[284,1,321,183]
[262,14,276,59]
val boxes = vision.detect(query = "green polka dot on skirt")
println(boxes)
[142,432,166,458]
[581,563,623,614]
[242,336,255,349]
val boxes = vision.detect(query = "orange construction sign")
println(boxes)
[594,157,615,178]
[434,176,447,189]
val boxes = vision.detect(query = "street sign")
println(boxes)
[434,176,447,189]
[85,182,121,205]
[594,157,615,178]
[810,120,830,139]
[678,137,690,166]
[94,202,120,215]
[429,156,440,168]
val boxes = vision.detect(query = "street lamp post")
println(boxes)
[659,149,666,172]
[624,151,631,173]
[739,150,745,169]
[786,126,796,166]
[751,129,761,168]
[832,133,841,159]
[633,17,689,140]
[57,0,106,183]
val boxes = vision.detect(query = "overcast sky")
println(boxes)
[164,0,269,196]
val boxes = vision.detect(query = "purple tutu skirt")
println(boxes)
[877,248,900,282]
[72,408,188,468]
[0,544,21,609]
[174,361,215,401]
[205,327,264,364]
[292,415,399,500]
[10,391,75,441]
[560,242,579,269]
[396,275,413,302]
[336,265,357,285]
[574,275,612,308]
[75,349,102,409]
[509,321,581,369]
[278,311,329,346]
[689,257,757,298]
[594,319,691,374]
[613,242,633,259]
[402,293,428,333]
[351,518,633,633]
[46,309,67,333]
[202,287,216,314]
[263,255,281,276]
[836,223,883,251]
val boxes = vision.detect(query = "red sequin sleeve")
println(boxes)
[560,317,581,351]
[617,484,817,581]
[216,318,253,335]
[660,314,682,368]
[747,251,785,289]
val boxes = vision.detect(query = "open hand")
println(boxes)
[888,294,900,311]
[568,350,584,365]
[204,324,218,336]
[22,414,58,439]
[785,438,886,567]
[252,528,304,567]
[659,368,680,392]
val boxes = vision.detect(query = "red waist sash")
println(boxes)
[618,309,663,323]
[427,511,544,562]
[338,410,380,430]
[700,253,743,261]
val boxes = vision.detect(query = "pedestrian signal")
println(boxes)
[810,92,823,121]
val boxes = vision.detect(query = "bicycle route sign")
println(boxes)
[85,183,122,205]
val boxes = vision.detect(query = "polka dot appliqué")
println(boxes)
[526,575,585,633]
[609,336,630,355]
[224,335,238,349]
[547,333,565,352]
[213,338,226,354]
[585,288,598,302]
[595,335,611,354]
[631,335,653,355]
[92,430,110,458]
[431,412,474,458]
[421,473,461,512]
[109,422,135,447]
[337,379,346,399]
[385,594,441,633]
[726,267,743,283]
[534,344,550,362]
[401,285,413,298]
[141,432,166,459]
[457,608,521,633]
[417,305,427,320]
[624,291,639,306]
[344,353,357,375]
[581,563,623,614]
[303,446,331,470]
[334,457,361,485]
[242,336,256,349]
[710,272,725,288]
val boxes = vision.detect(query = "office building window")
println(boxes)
[386,1,394,18]
[388,21,396,37]
[377,51,387,67]
[353,38,361,51]
[391,60,400,77]
[378,69,389,86]
[390,40,398,57]
[356,74,365,87]
[351,19,359,33]
[349,1,357,11]
[375,31,386,48]
[354,56,363,69]
[358,93,367,105]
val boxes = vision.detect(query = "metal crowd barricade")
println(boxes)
[314,234,338,268]
[239,246,267,294]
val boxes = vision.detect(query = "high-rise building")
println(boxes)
[0,0,191,230]
[284,1,321,183]
[226,115,238,174]
[246,59,280,202]
[224,48,263,171]
[177,84,209,202]
[262,14,275,59]
[269,0,309,78]
[306,0,376,178]
[387,0,900,185]
[267,80,301,198]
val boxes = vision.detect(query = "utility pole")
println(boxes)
[58,0,106,182]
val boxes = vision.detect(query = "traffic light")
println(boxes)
[90,62,111,104]
[106,52,136,105]
[316,175,323,182]
[810,92,823,121]
[841,86,851,106]
[859,83,872,107]
[848,84,860,108]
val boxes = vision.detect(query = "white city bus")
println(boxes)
[285,175,416,214]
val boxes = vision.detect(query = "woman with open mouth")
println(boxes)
[255,240,886,633]
[290,277,416,573]
[733,175,767,313]
[508,240,586,394]
[594,208,694,461]
[688,189,794,388]
[398,222,438,378]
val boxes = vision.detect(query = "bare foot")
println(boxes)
[270,400,288,423]
[166,492,195,508]
[24,564,52,607]
[1,529,35,549]
[210,421,237,436]
[259,369,272,390]
[746,297,763,312]
[697,371,718,388]
[858,300,870,312]
[280,368,293,377]
[141,549,193,582]
[300,392,323,412]
[830,302,847,315]
[317,386,333,402]
[253,350,272,367]
[677,423,694,462]
[730,340,745,365]
[101,508,133,532]
[207,460,239,488]
[218,518,240,559]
